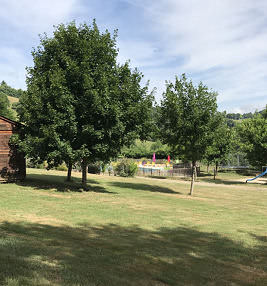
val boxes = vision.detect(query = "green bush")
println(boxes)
[87,162,107,174]
[55,163,68,171]
[114,159,138,177]
[87,162,101,174]
[26,159,46,169]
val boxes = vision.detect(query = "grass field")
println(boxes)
[0,168,267,286]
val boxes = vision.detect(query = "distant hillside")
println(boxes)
[0,81,23,120]
[8,96,19,104]
[225,107,266,127]
[0,80,24,98]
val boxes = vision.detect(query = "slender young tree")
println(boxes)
[159,74,219,195]
[205,112,233,179]
[18,21,153,188]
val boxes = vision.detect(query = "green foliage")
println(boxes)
[0,90,16,119]
[205,112,233,167]
[225,152,249,167]
[0,80,24,98]
[26,159,46,169]
[237,108,267,168]
[226,108,266,122]
[55,163,68,171]
[11,101,20,114]
[114,159,138,177]
[87,162,101,174]
[226,113,242,120]
[159,74,219,164]
[121,139,171,159]
[18,21,153,179]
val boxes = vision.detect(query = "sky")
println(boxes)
[1,0,267,113]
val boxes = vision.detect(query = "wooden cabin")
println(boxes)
[0,115,26,181]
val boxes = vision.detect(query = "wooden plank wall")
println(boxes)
[0,118,26,180]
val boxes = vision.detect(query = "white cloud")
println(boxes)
[120,0,267,112]
[0,0,81,34]
[117,40,158,67]
[0,0,266,112]
[0,0,82,89]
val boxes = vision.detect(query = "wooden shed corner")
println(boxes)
[0,115,26,181]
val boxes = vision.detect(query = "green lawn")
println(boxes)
[0,168,267,286]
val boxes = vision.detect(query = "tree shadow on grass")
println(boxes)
[146,175,168,179]
[109,181,181,194]
[199,177,246,186]
[15,173,116,194]
[0,221,266,286]
[199,177,267,186]
[248,232,267,243]
[220,169,259,177]
[198,172,213,178]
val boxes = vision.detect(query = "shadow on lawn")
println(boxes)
[15,173,116,194]
[197,172,213,178]
[109,181,181,194]
[199,177,267,186]
[199,177,246,186]
[0,221,266,286]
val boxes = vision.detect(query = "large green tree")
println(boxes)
[18,21,153,188]
[237,107,267,168]
[159,74,219,195]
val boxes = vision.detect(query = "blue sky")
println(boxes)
[1,0,267,113]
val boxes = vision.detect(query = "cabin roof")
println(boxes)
[0,115,21,126]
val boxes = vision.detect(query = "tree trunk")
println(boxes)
[81,159,87,190]
[207,163,210,173]
[189,161,196,195]
[213,167,216,180]
[215,162,218,175]
[66,162,72,182]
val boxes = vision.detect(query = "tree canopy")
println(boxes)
[159,74,219,194]
[237,107,267,168]
[18,21,153,187]
[204,112,233,178]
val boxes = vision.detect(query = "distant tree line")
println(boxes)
[226,110,265,120]
[0,81,24,98]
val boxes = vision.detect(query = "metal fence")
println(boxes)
[136,167,200,178]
